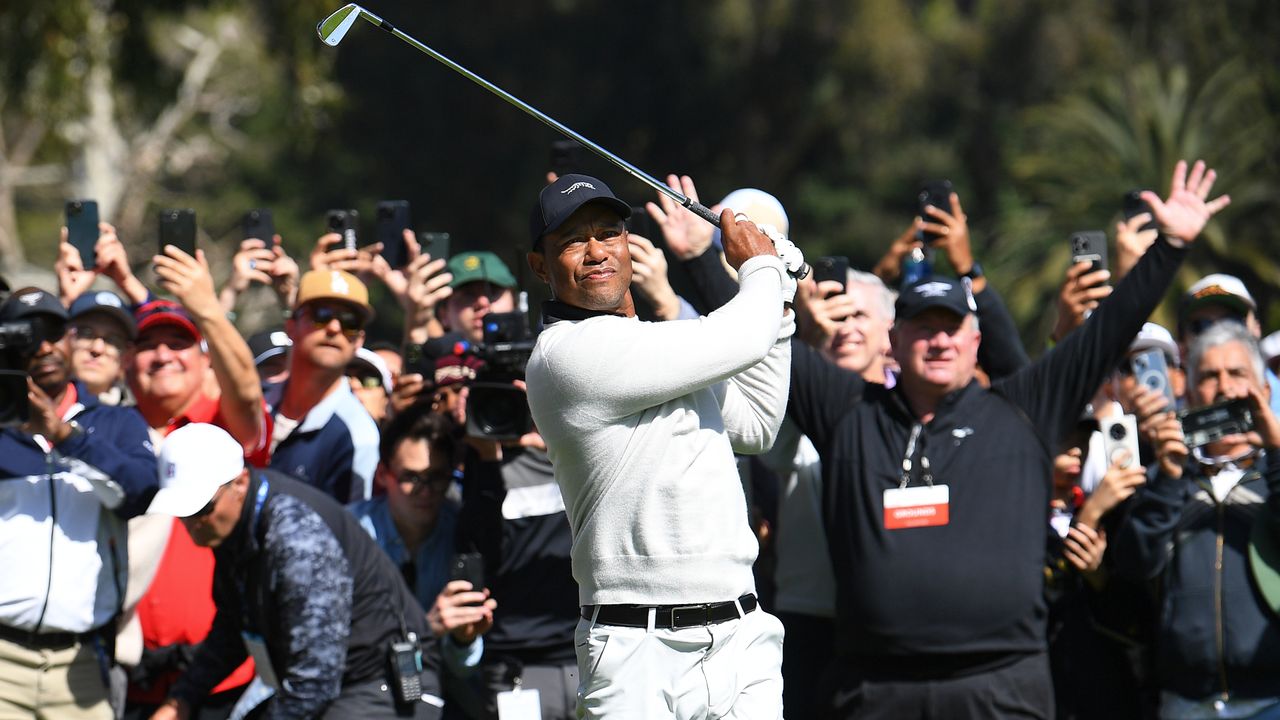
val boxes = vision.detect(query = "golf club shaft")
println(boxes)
[355,9,720,227]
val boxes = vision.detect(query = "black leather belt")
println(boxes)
[0,623,89,650]
[582,594,758,629]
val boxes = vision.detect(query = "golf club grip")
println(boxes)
[686,200,721,227]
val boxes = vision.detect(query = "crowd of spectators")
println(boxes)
[1,156,1277,720]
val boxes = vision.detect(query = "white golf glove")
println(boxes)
[758,223,805,303]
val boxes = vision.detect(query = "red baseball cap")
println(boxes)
[134,299,201,341]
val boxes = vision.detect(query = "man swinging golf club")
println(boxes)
[523,174,802,718]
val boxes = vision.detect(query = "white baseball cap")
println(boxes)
[1262,331,1280,366]
[1129,322,1180,367]
[1181,273,1257,322]
[147,424,245,517]
[710,188,789,249]
[348,347,393,394]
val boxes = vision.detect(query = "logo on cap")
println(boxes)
[270,331,291,347]
[560,182,596,195]
[914,281,953,298]
[330,272,349,294]
[95,291,123,307]
[464,256,481,270]
[18,292,41,306]
[1193,285,1234,301]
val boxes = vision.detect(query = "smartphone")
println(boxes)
[1122,189,1158,234]
[65,199,100,268]
[1180,398,1255,449]
[626,205,657,242]
[1101,414,1140,469]
[158,209,197,257]
[813,256,850,294]
[376,201,412,269]
[242,209,274,242]
[326,209,359,252]
[1069,231,1108,274]
[917,180,954,243]
[1130,348,1176,410]
[450,552,485,594]
[419,232,451,264]
[550,139,586,177]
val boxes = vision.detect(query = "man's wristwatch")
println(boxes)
[960,262,984,281]
[58,420,85,445]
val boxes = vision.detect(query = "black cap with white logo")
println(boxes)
[529,174,632,247]
[895,277,978,321]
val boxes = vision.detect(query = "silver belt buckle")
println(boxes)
[670,604,710,628]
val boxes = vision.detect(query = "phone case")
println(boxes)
[1069,231,1108,273]
[918,180,954,243]
[65,200,100,268]
[159,209,197,257]
[376,201,411,269]
[243,209,274,242]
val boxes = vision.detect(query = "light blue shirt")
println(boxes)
[347,496,483,671]
[1267,368,1280,419]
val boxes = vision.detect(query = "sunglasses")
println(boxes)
[1186,315,1244,337]
[297,304,364,338]
[395,468,460,495]
[349,374,384,390]
[32,318,67,345]
[189,485,228,519]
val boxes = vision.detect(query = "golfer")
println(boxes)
[524,174,798,719]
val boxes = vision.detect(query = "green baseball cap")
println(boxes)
[447,251,517,290]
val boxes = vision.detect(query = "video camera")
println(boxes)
[0,320,41,427]
[466,311,537,441]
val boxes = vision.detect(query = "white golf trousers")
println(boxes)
[574,604,785,720]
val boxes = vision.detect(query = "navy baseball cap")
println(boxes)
[895,277,977,321]
[0,287,68,323]
[529,174,631,247]
[69,291,137,339]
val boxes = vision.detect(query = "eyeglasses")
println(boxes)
[70,325,129,351]
[395,468,459,495]
[189,485,226,519]
[296,304,364,338]
[1187,315,1244,337]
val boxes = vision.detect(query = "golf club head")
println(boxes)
[318,4,365,46]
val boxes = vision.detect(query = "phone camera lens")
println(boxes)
[1109,423,1128,441]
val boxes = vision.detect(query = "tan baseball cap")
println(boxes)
[296,270,374,321]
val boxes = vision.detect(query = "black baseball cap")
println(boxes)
[529,174,631,247]
[247,328,292,366]
[0,287,68,323]
[895,277,977,321]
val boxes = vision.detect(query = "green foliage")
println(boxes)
[4,0,1279,344]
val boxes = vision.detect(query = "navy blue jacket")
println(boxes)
[1111,455,1280,701]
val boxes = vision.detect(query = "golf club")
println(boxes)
[317,4,809,277]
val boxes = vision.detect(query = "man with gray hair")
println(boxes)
[821,269,896,384]
[1111,320,1280,718]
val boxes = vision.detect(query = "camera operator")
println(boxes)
[1111,320,1280,718]
[0,288,157,719]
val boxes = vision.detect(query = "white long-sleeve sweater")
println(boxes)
[525,255,794,605]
